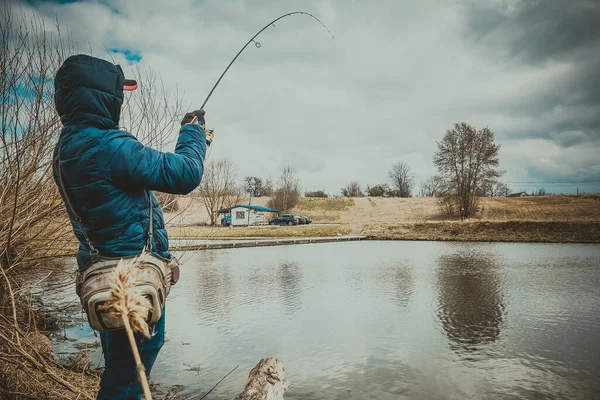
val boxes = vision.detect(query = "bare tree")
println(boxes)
[263,178,274,197]
[0,6,208,398]
[419,175,448,197]
[199,158,242,225]
[120,65,182,149]
[244,176,268,197]
[0,6,188,273]
[341,181,363,197]
[433,122,503,219]
[267,165,301,211]
[1,5,78,294]
[120,66,186,214]
[496,182,511,197]
[388,161,414,197]
[478,180,511,197]
[0,7,102,398]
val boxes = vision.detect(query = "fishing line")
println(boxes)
[186,11,334,245]
[200,11,334,109]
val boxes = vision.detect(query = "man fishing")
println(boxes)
[52,54,208,399]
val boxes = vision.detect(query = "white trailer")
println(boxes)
[215,205,281,227]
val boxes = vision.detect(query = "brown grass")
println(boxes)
[166,195,600,243]
[296,197,355,211]
[366,221,600,243]
[478,195,600,221]
[291,198,354,224]
[170,225,351,238]
[0,321,99,400]
[360,195,600,243]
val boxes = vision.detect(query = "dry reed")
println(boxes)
[99,257,154,399]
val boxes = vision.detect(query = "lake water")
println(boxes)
[51,241,600,399]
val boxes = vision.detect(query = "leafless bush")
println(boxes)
[437,195,459,219]
[477,179,511,197]
[120,64,183,149]
[305,190,328,198]
[341,181,363,197]
[0,4,77,305]
[0,5,193,399]
[419,175,447,197]
[155,192,180,213]
[120,63,191,216]
[0,6,100,399]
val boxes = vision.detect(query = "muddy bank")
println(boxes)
[365,221,600,243]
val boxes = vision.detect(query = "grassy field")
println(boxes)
[366,221,600,243]
[291,197,354,223]
[359,195,600,243]
[478,195,600,221]
[165,195,600,243]
[170,224,352,238]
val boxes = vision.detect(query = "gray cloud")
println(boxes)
[462,0,600,150]
[463,0,600,64]
[15,0,600,194]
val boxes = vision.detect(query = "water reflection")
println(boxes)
[277,262,303,317]
[372,262,414,308]
[47,242,600,400]
[436,248,504,351]
[195,252,234,330]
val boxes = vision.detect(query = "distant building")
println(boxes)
[507,192,528,198]
[214,204,281,227]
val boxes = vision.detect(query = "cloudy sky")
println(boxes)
[16,0,600,194]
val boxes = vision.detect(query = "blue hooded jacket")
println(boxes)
[53,54,206,269]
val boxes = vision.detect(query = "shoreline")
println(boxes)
[168,220,600,247]
[364,220,600,244]
[165,195,600,245]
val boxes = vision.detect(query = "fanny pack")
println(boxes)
[75,251,179,331]
[55,151,179,332]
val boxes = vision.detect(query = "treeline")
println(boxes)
[339,122,511,219]
[196,161,302,224]
[340,161,415,198]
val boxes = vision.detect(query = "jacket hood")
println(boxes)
[54,54,125,129]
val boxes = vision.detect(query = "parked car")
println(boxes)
[269,214,298,226]
[297,215,311,224]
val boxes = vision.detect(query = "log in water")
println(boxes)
[234,358,289,400]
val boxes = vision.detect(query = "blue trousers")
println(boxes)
[97,308,165,400]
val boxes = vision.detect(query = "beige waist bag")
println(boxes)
[75,252,178,332]
[55,151,179,332]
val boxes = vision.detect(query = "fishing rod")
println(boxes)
[200,11,334,110]
[189,12,333,242]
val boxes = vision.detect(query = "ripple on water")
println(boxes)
[46,242,600,400]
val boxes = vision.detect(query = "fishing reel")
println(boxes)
[190,115,214,147]
[205,128,214,147]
